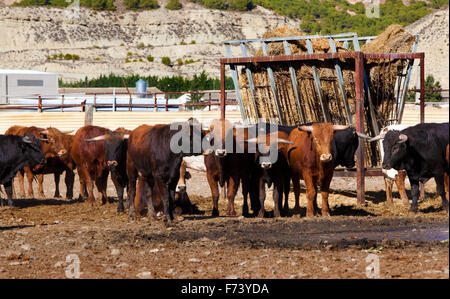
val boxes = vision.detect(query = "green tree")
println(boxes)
[203,0,226,10]
[166,0,182,10]
[138,0,159,9]
[407,75,443,102]
[228,0,253,11]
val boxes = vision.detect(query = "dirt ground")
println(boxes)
[0,170,448,279]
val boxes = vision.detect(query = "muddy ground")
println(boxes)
[0,170,448,279]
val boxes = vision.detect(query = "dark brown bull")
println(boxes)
[285,123,349,217]
[5,126,70,198]
[71,125,112,205]
[85,127,131,213]
[127,119,204,221]
[245,130,293,218]
[202,119,256,217]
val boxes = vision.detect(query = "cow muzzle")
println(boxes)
[215,149,227,157]
[176,185,186,193]
[57,149,67,157]
[107,160,119,167]
[382,162,391,170]
[320,154,332,162]
[261,162,272,170]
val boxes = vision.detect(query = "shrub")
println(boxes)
[64,53,73,60]
[190,40,196,44]
[407,75,443,102]
[72,54,80,61]
[177,58,183,65]
[180,40,187,45]
[146,55,154,62]
[161,57,172,65]
[137,42,145,49]
[165,0,182,10]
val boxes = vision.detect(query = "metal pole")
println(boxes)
[355,52,366,206]
[420,55,425,123]
[221,63,226,120]
[61,94,64,112]
[38,95,42,113]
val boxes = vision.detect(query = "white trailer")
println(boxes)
[0,69,58,104]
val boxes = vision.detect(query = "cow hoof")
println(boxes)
[212,209,219,217]
[408,207,418,214]
[293,207,301,215]
[227,210,237,217]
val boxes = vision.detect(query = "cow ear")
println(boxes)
[398,134,408,143]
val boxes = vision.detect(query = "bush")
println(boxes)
[64,53,73,60]
[72,54,80,61]
[146,55,154,62]
[166,0,182,10]
[138,0,159,9]
[228,0,253,11]
[190,40,196,44]
[407,75,443,102]
[161,57,172,65]
[137,42,145,49]
[180,40,188,45]
[177,58,184,65]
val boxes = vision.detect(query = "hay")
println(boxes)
[237,25,415,166]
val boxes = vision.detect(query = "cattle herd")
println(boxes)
[0,119,448,222]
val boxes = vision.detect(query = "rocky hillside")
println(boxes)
[406,8,449,89]
[0,3,298,81]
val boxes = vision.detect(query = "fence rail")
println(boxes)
[0,90,238,113]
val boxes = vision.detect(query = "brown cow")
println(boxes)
[203,119,255,217]
[52,133,76,199]
[285,123,349,217]
[5,126,69,198]
[127,119,204,221]
[71,125,112,205]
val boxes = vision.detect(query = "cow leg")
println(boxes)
[226,176,238,217]
[17,170,26,198]
[258,178,266,218]
[112,177,125,214]
[435,175,449,212]
[282,175,290,217]
[445,172,449,204]
[206,174,220,217]
[81,166,95,206]
[54,172,62,198]
[302,171,317,217]
[65,169,75,199]
[36,174,45,199]
[4,181,15,209]
[419,182,425,202]
[241,176,250,217]
[384,177,394,205]
[320,175,332,217]
[157,179,174,222]
[409,178,420,213]
[292,175,301,215]
[95,169,109,205]
[24,168,35,198]
[273,180,282,218]
[395,171,409,205]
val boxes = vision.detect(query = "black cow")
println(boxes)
[372,122,449,213]
[0,134,46,208]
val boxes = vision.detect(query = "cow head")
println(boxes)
[244,131,293,170]
[333,127,360,168]
[203,119,235,157]
[40,128,72,157]
[86,132,129,171]
[380,130,409,170]
[298,123,349,163]
[20,134,46,167]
